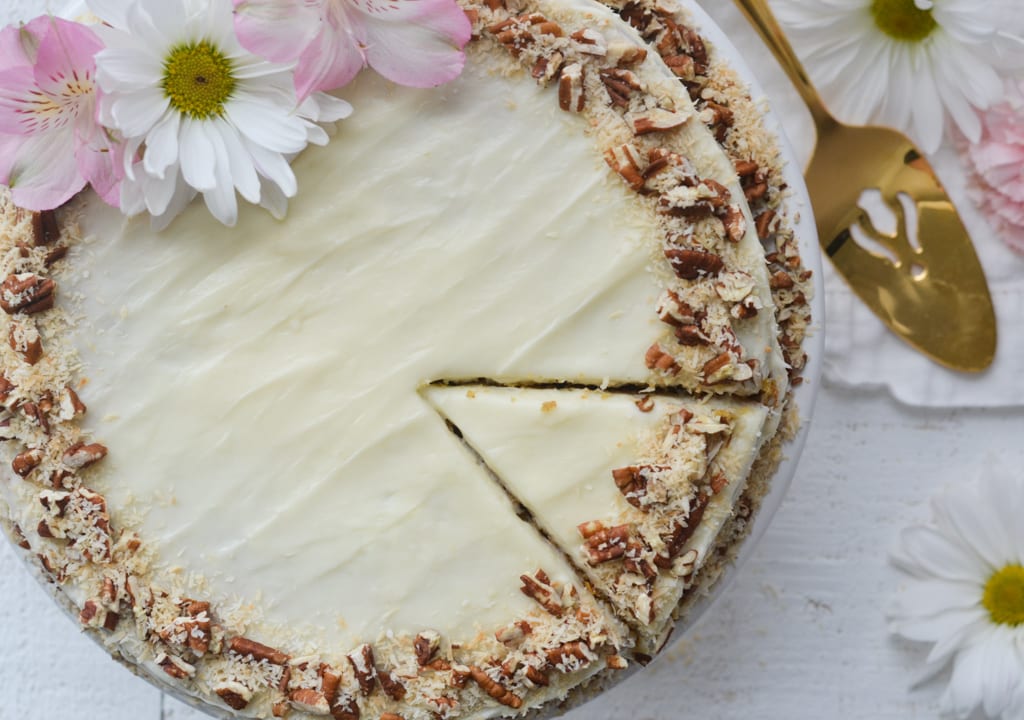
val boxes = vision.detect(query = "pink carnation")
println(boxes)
[960,79,1024,255]
[0,16,124,210]
[233,0,472,99]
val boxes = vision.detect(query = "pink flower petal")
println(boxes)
[293,22,364,99]
[31,18,103,98]
[76,138,123,207]
[0,17,52,68]
[348,0,471,87]
[233,0,323,64]
[0,65,39,135]
[6,129,87,209]
[346,0,471,44]
[361,14,467,87]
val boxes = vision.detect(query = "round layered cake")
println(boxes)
[0,0,816,718]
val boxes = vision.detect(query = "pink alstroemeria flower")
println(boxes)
[233,0,472,98]
[0,16,123,210]
[960,79,1024,255]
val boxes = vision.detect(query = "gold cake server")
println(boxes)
[733,0,997,372]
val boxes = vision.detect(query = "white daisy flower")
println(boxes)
[773,0,1024,153]
[88,0,351,228]
[888,458,1024,719]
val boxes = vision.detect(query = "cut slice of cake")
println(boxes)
[425,384,768,653]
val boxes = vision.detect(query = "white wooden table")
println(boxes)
[0,1,1010,718]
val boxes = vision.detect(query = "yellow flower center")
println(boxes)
[871,0,937,42]
[983,565,1024,626]
[161,41,236,119]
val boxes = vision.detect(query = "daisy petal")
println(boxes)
[178,117,217,191]
[890,606,986,645]
[890,524,989,583]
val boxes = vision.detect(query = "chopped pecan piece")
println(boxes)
[0,375,15,405]
[495,620,531,647]
[493,25,533,57]
[531,51,563,85]
[32,210,60,246]
[702,100,733,128]
[157,653,195,680]
[228,636,289,665]
[0,273,55,315]
[546,640,593,669]
[710,473,729,494]
[570,28,606,55]
[631,108,687,135]
[469,666,522,709]
[612,465,667,509]
[624,540,657,580]
[449,663,471,689]
[290,688,331,715]
[44,245,68,267]
[655,289,696,327]
[380,715,404,720]
[744,180,768,202]
[216,683,252,711]
[734,159,759,178]
[62,441,108,470]
[644,343,679,374]
[12,447,42,477]
[606,654,629,670]
[8,319,42,365]
[179,599,212,654]
[664,248,724,279]
[19,401,48,434]
[558,63,585,113]
[582,523,630,564]
[664,54,695,80]
[59,385,86,419]
[770,270,795,290]
[702,352,733,382]
[675,324,707,346]
[12,524,30,550]
[600,68,640,108]
[755,210,777,239]
[378,669,406,701]
[414,630,440,666]
[525,664,549,686]
[614,45,647,66]
[654,493,710,568]
[319,663,341,706]
[331,695,360,720]
[519,569,563,616]
[604,144,645,192]
[635,395,654,412]
[723,205,746,243]
[347,643,376,695]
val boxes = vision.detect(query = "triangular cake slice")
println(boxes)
[425,384,768,652]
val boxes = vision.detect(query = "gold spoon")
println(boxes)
[734,0,997,372]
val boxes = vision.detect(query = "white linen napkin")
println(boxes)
[699,1,1024,407]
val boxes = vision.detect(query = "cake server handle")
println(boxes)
[731,0,834,131]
